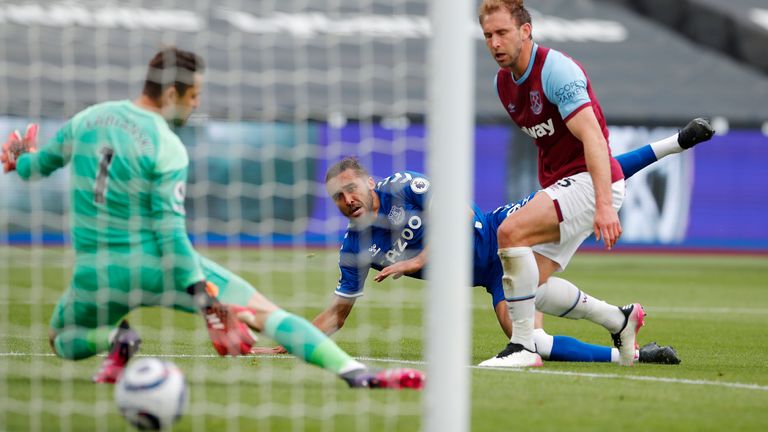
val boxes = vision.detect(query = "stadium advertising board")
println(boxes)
[1,117,765,250]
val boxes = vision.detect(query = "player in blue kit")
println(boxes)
[253,119,713,364]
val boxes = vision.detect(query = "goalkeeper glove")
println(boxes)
[186,281,255,356]
[1,123,38,173]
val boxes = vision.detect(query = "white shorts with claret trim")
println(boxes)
[532,172,625,271]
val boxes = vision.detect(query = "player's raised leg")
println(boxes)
[615,118,715,178]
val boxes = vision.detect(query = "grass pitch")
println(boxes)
[1,247,767,431]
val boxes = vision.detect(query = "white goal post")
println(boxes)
[425,1,475,431]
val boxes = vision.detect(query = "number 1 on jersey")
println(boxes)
[94,147,114,204]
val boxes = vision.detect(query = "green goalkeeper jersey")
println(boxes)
[16,100,204,290]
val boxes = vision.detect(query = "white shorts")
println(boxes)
[532,172,625,270]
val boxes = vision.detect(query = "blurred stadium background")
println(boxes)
[1,0,767,249]
[1,0,767,431]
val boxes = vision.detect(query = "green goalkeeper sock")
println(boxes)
[264,309,364,375]
[53,327,113,360]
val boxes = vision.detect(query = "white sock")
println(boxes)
[610,348,639,363]
[649,133,683,159]
[533,328,554,360]
[535,277,625,334]
[499,247,538,351]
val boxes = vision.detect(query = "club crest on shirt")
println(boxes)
[530,90,543,115]
[388,205,406,225]
[410,177,430,194]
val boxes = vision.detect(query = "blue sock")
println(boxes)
[549,335,612,362]
[615,145,657,180]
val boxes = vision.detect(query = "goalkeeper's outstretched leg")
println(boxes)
[200,257,424,390]
[238,300,424,389]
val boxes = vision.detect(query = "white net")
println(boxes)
[0,0,439,430]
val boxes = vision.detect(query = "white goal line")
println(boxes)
[1,351,766,393]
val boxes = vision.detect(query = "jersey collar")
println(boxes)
[512,42,538,85]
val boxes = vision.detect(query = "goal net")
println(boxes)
[0,0,473,430]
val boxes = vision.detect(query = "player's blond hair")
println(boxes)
[478,0,532,28]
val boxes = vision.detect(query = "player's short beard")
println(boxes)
[504,54,517,69]
[504,42,522,69]
[350,189,376,223]
[362,191,374,215]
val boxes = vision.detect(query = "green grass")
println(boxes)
[2,247,768,431]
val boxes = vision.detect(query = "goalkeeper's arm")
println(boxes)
[4,122,74,178]
[150,167,205,291]
[186,280,256,356]
[1,126,35,173]
[149,135,206,291]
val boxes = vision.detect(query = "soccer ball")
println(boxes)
[114,357,188,431]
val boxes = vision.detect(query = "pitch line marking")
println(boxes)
[357,356,768,392]
[2,352,767,392]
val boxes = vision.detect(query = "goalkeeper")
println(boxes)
[1,47,422,389]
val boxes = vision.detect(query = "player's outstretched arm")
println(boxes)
[374,248,428,282]
[2,124,38,174]
[5,122,75,179]
[251,295,356,355]
[312,296,356,335]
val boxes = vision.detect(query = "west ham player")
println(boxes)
[477,0,670,367]
[0,47,423,389]
[256,118,711,365]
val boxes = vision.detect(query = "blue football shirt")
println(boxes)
[334,171,537,307]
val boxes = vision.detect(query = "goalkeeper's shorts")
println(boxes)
[49,254,258,331]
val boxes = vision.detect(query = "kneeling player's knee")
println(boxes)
[47,328,97,360]
[497,221,525,245]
